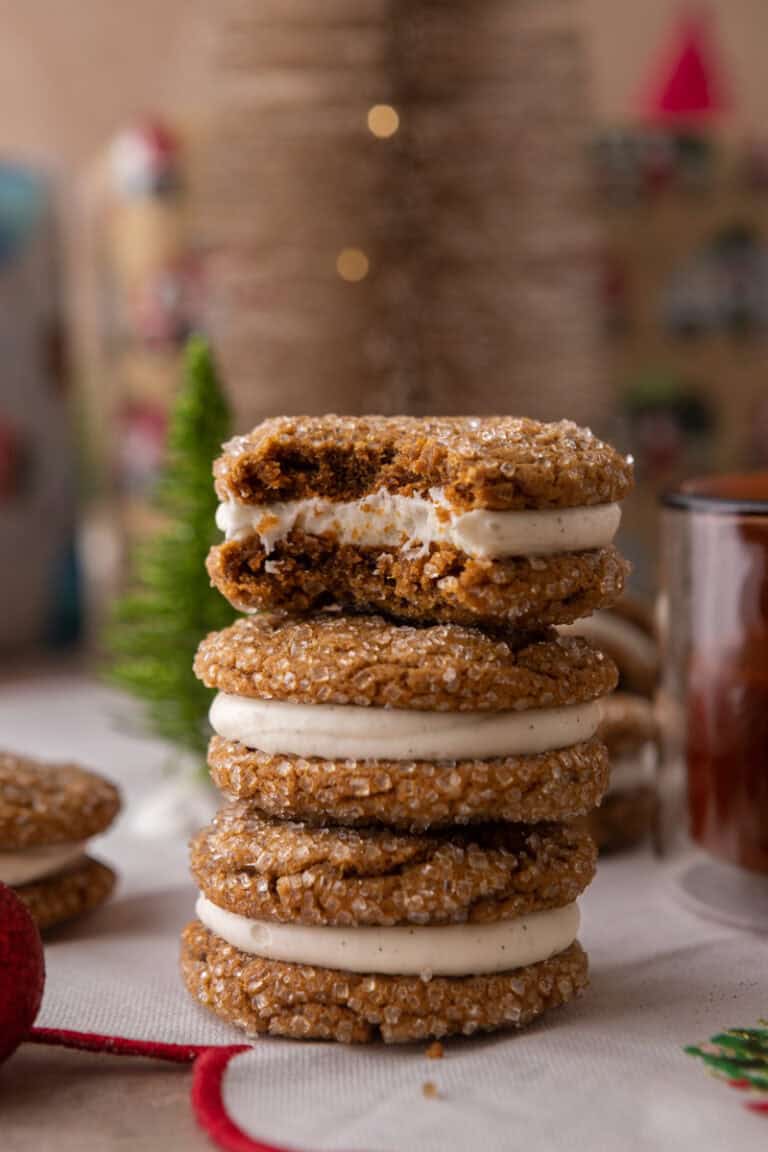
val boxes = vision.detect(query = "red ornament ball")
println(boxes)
[0,882,45,1062]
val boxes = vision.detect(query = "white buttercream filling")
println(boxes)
[209,694,602,761]
[216,490,621,560]
[607,745,657,795]
[0,842,86,886]
[196,895,579,976]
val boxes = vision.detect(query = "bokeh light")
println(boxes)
[336,247,370,282]
[367,104,399,138]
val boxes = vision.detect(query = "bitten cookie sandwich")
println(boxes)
[183,409,634,1045]
[585,694,658,853]
[182,805,595,1043]
[194,613,618,831]
[0,751,120,929]
[208,415,632,629]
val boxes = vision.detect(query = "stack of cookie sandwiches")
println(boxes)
[563,599,660,852]
[182,416,633,1043]
[0,751,120,930]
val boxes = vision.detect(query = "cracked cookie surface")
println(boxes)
[190,804,596,927]
[214,415,632,510]
[0,751,120,848]
[195,613,617,712]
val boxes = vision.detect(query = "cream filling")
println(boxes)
[196,895,579,977]
[608,745,657,795]
[209,694,601,761]
[216,490,621,560]
[0,842,86,886]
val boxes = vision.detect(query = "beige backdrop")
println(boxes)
[1,0,765,430]
[0,1,764,177]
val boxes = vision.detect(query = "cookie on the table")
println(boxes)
[195,614,617,829]
[182,807,594,1042]
[584,694,658,854]
[16,857,116,932]
[181,924,589,1044]
[0,751,120,848]
[560,596,658,698]
[208,415,633,628]
[0,751,120,928]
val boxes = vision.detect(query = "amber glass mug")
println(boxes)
[660,474,768,906]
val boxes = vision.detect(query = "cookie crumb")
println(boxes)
[426,1041,444,1060]
[422,1080,440,1099]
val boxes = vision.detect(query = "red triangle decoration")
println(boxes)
[642,13,728,126]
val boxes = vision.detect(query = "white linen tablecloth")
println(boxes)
[1,670,765,1152]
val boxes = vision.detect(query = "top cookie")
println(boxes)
[0,752,121,848]
[214,415,633,511]
[194,613,617,712]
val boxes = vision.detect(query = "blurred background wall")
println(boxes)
[0,1,198,170]
[0,0,766,649]
[3,2,768,182]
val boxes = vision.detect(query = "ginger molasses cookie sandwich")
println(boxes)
[194,612,618,831]
[584,693,658,853]
[208,415,633,629]
[182,804,595,1043]
[184,409,633,1045]
[560,596,658,699]
[0,751,120,930]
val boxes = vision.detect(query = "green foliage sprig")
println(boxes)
[106,337,235,759]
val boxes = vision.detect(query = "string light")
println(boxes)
[336,248,369,282]
[367,104,399,138]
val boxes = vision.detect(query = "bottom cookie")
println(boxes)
[15,856,116,930]
[180,922,588,1044]
[584,786,657,854]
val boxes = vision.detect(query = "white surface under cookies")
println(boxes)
[0,671,764,1152]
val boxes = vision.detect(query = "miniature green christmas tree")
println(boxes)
[107,337,235,763]
[686,1025,768,1105]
